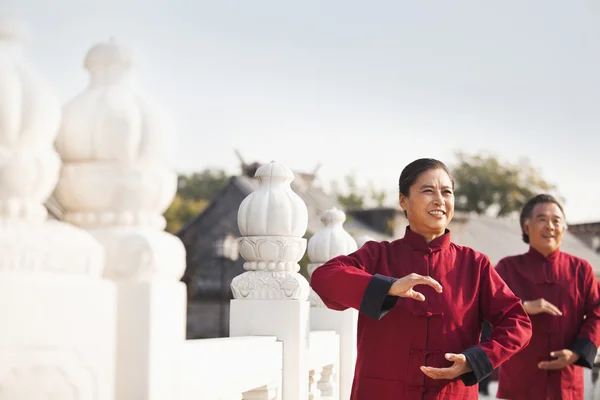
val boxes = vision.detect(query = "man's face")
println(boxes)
[524,202,565,256]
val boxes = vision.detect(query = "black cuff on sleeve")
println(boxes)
[460,346,494,386]
[571,337,597,369]
[359,274,398,320]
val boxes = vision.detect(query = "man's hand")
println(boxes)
[538,349,579,370]
[388,273,443,301]
[420,353,473,380]
[523,298,562,316]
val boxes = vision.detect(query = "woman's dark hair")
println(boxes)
[519,194,565,244]
[399,158,454,196]
[398,158,455,217]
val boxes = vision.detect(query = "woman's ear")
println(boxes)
[399,193,407,211]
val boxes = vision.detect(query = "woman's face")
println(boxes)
[399,168,455,241]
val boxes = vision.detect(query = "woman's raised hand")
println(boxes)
[388,273,443,301]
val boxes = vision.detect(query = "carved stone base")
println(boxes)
[238,236,307,273]
[231,271,310,300]
[89,227,185,281]
[0,220,104,276]
[0,348,95,400]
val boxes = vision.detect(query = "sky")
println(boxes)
[3,0,599,223]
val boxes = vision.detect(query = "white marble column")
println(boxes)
[53,37,186,400]
[354,234,376,249]
[308,208,359,400]
[229,161,310,400]
[0,14,114,400]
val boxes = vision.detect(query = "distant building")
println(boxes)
[569,222,600,254]
[177,166,388,339]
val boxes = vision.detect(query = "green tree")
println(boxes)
[333,174,365,209]
[177,169,230,200]
[452,152,560,217]
[164,194,209,233]
[163,168,230,233]
[370,184,387,207]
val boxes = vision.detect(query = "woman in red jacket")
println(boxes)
[311,158,532,400]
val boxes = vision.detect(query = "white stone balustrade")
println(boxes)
[318,365,336,398]
[308,370,321,400]
[307,208,357,307]
[308,331,340,400]
[0,12,348,400]
[175,336,282,400]
[230,161,310,400]
[308,208,359,400]
[52,37,186,400]
[0,14,114,400]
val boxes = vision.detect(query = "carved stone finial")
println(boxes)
[53,38,184,281]
[0,16,103,276]
[232,162,310,300]
[307,208,357,307]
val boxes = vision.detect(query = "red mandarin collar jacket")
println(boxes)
[496,247,600,400]
[311,227,532,400]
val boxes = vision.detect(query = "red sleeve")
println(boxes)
[461,256,532,386]
[478,256,532,367]
[311,241,398,320]
[570,261,600,368]
[461,255,532,385]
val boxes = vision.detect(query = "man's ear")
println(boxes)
[523,220,530,236]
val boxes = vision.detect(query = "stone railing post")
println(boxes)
[0,14,114,400]
[307,207,358,307]
[354,234,376,249]
[53,38,186,400]
[230,161,310,400]
[308,208,359,400]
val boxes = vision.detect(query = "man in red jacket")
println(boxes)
[496,194,600,400]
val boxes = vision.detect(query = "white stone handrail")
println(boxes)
[308,331,340,400]
[308,331,339,374]
[175,336,282,399]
